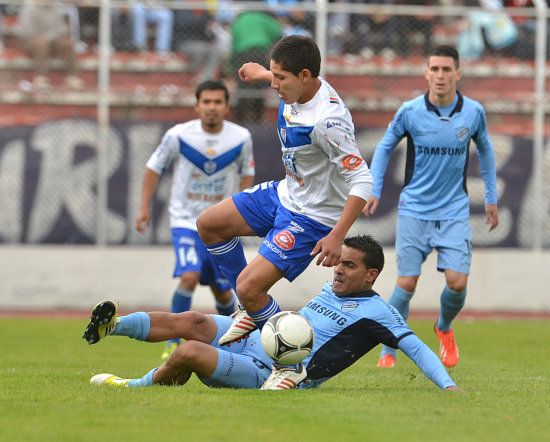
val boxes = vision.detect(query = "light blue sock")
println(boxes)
[206,238,247,293]
[127,367,159,387]
[248,296,281,331]
[111,312,150,341]
[437,286,466,331]
[380,286,415,358]
[216,294,236,316]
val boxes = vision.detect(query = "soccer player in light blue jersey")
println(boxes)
[364,45,499,368]
[84,235,458,391]
[135,80,255,361]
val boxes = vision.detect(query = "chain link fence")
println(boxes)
[0,0,548,248]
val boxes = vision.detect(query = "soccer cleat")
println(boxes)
[161,341,179,361]
[82,300,119,345]
[90,373,132,387]
[377,354,396,368]
[218,306,257,346]
[260,363,307,390]
[434,324,459,367]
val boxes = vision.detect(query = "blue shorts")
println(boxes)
[171,228,232,291]
[198,315,273,389]
[232,181,333,282]
[395,215,472,276]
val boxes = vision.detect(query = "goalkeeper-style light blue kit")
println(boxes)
[371,92,498,275]
[197,283,455,390]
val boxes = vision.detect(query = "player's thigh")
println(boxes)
[434,219,472,275]
[395,215,432,277]
[231,181,281,237]
[199,316,271,388]
[197,196,256,240]
[259,206,332,282]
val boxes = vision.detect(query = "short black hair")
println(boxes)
[270,35,321,78]
[195,80,230,102]
[343,235,384,275]
[429,45,460,69]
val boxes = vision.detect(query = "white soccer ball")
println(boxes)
[261,311,315,365]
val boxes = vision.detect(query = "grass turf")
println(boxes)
[0,317,549,441]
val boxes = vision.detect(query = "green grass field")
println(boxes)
[1,317,549,441]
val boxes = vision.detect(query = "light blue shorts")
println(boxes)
[232,181,333,282]
[171,228,231,291]
[198,315,273,389]
[395,215,472,276]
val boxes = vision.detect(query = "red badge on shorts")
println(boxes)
[273,231,295,250]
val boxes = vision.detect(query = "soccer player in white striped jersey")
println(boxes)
[196,37,373,381]
[136,80,255,360]
[364,45,499,369]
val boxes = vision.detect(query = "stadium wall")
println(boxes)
[1,245,548,314]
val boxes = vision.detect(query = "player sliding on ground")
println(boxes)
[83,235,459,391]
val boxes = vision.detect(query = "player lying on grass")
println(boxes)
[83,235,459,391]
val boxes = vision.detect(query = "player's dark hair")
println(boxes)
[343,235,385,275]
[270,36,321,78]
[429,45,460,69]
[195,80,230,102]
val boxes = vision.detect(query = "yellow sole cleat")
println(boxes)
[90,373,132,387]
[83,301,119,345]
[161,341,179,361]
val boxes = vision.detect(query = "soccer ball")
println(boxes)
[261,311,315,365]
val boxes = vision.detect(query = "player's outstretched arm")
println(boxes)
[238,62,274,83]
[398,334,458,390]
[136,168,160,233]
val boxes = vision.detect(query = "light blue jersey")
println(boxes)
[297,283,455,389]
[371,92,497,220]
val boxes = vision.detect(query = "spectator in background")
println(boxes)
[16,0,85,90]
[130,2,174,58]
[231,11,282,123]
[173,0,224,83]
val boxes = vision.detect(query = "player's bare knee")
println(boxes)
[173,340,204,366]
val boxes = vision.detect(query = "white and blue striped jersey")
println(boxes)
[371,92,497,220]
[297,282,456,389]
[146,120,254,230]
[276,78,373,227]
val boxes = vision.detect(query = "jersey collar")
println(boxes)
[424,91,463,121]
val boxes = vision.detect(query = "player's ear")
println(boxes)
[365,268,379,284]
[299,69,312,82]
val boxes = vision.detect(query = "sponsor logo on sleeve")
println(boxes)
[341,154,363,170]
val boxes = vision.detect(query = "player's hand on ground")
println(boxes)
[135,209,151,233]
[362,196,379,218]
[485,204,499,232]
[238,63,270,83]
[445,385,462,391]
[311,234,342,267]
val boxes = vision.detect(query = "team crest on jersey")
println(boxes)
[280,128,287,143]
[204,160,217,175]
[456,127,469,142]
[273,230,295,250]
[341,301,359,313]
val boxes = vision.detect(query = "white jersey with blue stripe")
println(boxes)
[371,92,498,220]
[276,78,373,227]
[297,282,455,389]
[146,119,254,230]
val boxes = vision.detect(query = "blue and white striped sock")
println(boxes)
[206,238,247,293]
[248,296,281,331]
